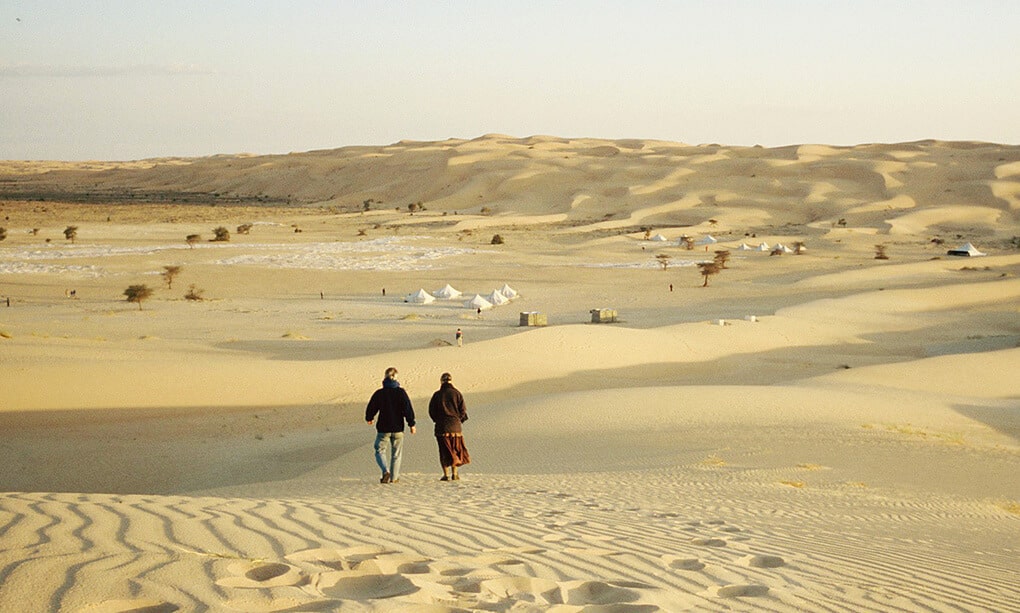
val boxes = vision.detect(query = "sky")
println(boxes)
[1,1,1018,160]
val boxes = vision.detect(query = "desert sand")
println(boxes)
[1,136,1018,612]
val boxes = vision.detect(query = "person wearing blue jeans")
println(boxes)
[365,367,416,483]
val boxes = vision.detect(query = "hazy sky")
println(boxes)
[2,1,1018,160]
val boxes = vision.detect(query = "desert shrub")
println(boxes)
[64,225,78,243]
[655,254,671,270]
[123,284,153,310]
[491,234,504,245]
[161,265,182,289]
[211,226,230,242]
[237,223,253,235]
[184,284,205,301]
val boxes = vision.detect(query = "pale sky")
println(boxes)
[2,1,1018,160]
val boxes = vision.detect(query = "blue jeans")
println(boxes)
[374,432,405,480]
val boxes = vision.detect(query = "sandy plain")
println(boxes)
[1,135,1019,612]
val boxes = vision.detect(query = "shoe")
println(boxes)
[391,478,399,483]
[440,476,449,481]
[452,474,460,481]
[380,472,391,484]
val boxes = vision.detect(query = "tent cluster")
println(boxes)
[404,283,519,311]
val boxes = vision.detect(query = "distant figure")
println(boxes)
[365,367,416,484]
[476,307,481,315]
[320,291,324,300]
[382,288,386,296]
[429,372,470,481]
[456,328,463,347]
[5,297,9,307]
[669,283,673,292]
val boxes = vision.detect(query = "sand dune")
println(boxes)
[1,136,1019,611]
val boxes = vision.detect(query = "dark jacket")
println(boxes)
[365,379,415,433]
[428,383,468,435]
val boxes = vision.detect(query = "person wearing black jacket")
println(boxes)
[365,367,416,483]
[428,372,470,481]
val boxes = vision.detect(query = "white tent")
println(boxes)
[696,235,718,246]
[772,243,795,254]
[736,243,754,251]
[756,242,771,252]
[498,283,519,299]
[405,289,435,304]
[486,290,510,306]
[650,233,668,242]
[432,283,462,299]
[947,243,986,257]
[465,294,493,310]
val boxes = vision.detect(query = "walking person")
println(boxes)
[365,367,416,483]
[428,372,470,481]
[456,328,463,347]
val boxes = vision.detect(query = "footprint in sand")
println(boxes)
[287,544,397,571]
[661,554,706,571]
[216,561,305,589]
[690,537,727,547]
[78,600,179,613]
[479,576,562,604]
[739,554,786,568]
[317,572,419,600]
[561,580,643,606]
[713,584,770,598]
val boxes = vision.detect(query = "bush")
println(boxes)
[211,226,230,242]
[123,284,154,310]
[184,284,205,301]
[491,234,504,245]
[236,223,253,235]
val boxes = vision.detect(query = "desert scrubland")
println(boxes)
[1,136,1018,611]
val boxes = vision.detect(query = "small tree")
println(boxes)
[874,244,889,260]
[184,284,205,301]
[186,234,200,248]
[697,262,721,287]
[236,223,253,235]
[682,236,694,251]
[211,226,230,242]
[123,284,153,310]
[64,225,78,243]
[491,234,504,245]
[713,250,731,269]
[162,265,182,289]
[655,253,672,270]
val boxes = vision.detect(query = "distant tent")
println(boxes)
[736,243,754,251]
[773,243,795,254]
[947,243,986,257]
[405,289,435,304]
[696,235,718,246]
[433,284,462,299]
[650,233,668,242]
[498,283,519,299]
[486,290,510,306]
[465,294,493,310]
[756,242,770,252]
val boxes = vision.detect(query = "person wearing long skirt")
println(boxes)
[428,372,470,480]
